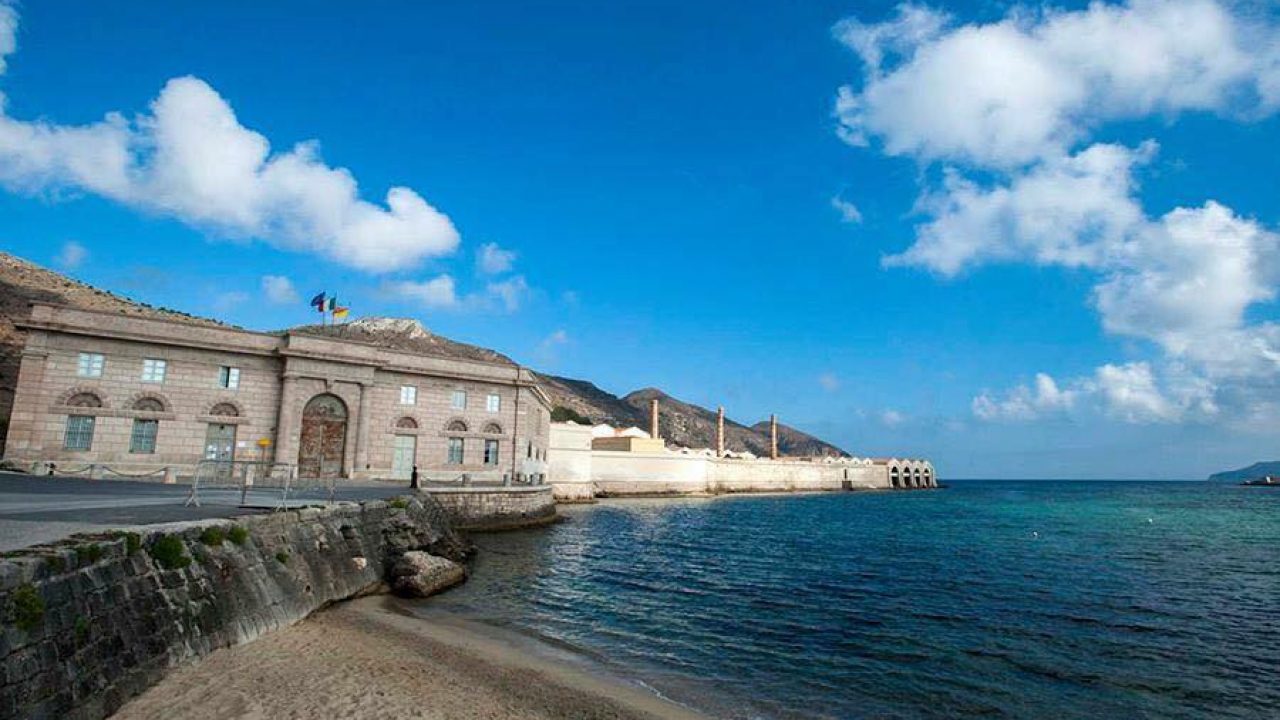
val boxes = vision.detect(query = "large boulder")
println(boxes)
[391,551,466,598]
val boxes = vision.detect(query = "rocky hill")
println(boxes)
[0,251,850,459]
[1208,461,1280,482]
[536,375,849,457]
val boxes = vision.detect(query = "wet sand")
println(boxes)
[112,596,704,720]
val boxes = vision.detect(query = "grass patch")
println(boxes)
[388,497,410,510]
[75,544,103,565]
[275,551,290,565]
[12,584,44,632]
[148,534,191,570]
[227,525,249,546]
[198,527,226,547]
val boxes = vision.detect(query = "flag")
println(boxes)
[325,295,337,312]
[333,306,350,320]
[309,292,326,312]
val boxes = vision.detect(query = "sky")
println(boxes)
[2,0,1280,479]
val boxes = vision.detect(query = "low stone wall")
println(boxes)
[424,485,558,531]
[590,451,892,497]
[0,497,468,720]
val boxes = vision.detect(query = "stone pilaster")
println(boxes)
[274,375,300,466]
[354,381,372,476]
[770,414,778,460]
[716,406,725,457]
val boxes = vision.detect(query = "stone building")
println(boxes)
[2,303,552,481]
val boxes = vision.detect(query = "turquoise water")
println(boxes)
[417,482,1280,719]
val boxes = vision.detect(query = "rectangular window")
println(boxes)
[484,439,500,466]
[486,394,501,413]
[77,352,104,378]
[451,390,467,410]
[64,415,95,450]
[141,358,167,383]
[218,366,240,389]
[130,419,158,454]
[447,437,464,465]
[400,385,417,405]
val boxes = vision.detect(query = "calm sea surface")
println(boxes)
[415,482,1280,719]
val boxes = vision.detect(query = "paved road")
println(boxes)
[0,473,412,551]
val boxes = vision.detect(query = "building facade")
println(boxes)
[3,304,552,481]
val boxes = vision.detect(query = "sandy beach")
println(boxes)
[111,596,704,720]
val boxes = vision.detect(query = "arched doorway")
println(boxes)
[890,466,901,489]
[298,394,348,478]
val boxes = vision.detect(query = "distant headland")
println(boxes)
[1207,461,1280,482]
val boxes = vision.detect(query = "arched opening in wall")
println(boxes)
[913,468,922,488]
[446,419,468,433]
[134,397,165,412]
[890,467,901,489]
[395,416,418,429]
[298,394,348,479]
[924,469,933,487]
[483,422,503,435]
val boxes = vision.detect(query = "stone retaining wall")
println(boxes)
[0,497,468,720]
[424,486,558,531]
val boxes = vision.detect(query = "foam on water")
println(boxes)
[414,482,1280,719]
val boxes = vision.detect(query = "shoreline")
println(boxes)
[112,595,706,720]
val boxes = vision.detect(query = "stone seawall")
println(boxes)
[0,497,468,720]
[425,486,558,531]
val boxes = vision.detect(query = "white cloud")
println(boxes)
[838,1,1280,426]
[836,0,1280,167]
[261,275,300,305]
[973,372,1077,421]
[212,290,249,314]
[534,329,570,365]
[818,373,841,392]
[0,8,459,272]
[0,2,16,75]
[387,276,459,309]
[55,240,88,269]
[485,275,529,313]
[880,409,906,427]
[831,196,863,224]
[476,242,516,275]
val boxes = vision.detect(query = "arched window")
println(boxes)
[396,416,418,429]
[210,402,240,417]
[446,419,468,433]
[483,422,503,435]
[134,397,165,412]
[66,392,103,408]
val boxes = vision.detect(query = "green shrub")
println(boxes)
[45,555,65,574]
[227,525,249,546]
[199,527,226,547]
[75,544,103,564]
[148,534,191,570]
[275,551,290,565]
[551,406,591,424]
[74,616,90,644]
[112,531,142,556]
[388,497,409,510]
[12,584,44,632]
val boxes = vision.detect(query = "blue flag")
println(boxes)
[310,292,326,311]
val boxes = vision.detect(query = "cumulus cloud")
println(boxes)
[261,275,300,305]
[972,373,1077,421]
[55,240,88,269]
[476,242,516,275]
[836,0,1280,167]
[0,7,458,272]
[0,2,15,75]
[387,276,459,309]
[831,196,863,224]
[838,1,1280,426]
[485,275,529,312]
[880,409,906,427]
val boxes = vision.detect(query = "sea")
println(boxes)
[412,481,1280,719]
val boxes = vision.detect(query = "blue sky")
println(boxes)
[3,0,1280,478]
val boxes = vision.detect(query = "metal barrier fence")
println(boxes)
[185,460,332,510]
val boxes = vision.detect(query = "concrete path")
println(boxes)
[0,473,412,551]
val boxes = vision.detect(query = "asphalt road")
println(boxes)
[0,473,412,551]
